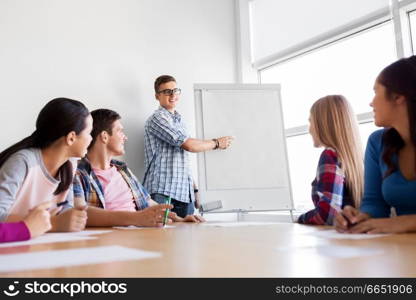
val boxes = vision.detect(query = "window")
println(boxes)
[260,22,396,211]
[410,10,416,54]
[260,22,396,129]
[286,134,322,211]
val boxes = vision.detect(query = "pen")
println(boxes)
[57,200,68,207]
[163,196,171,227]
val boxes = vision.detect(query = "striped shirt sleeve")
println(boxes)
[147,113,189,147]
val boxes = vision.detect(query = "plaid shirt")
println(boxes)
[297,148,353,225]
[72,157,149,210]
[143,106,194,203]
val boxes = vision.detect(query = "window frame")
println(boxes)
[251,0,416,139]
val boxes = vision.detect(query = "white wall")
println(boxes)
[0,0,237,178]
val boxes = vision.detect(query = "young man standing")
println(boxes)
[144,75,234,217]
[73,109,202,227]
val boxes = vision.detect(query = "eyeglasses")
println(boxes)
[157,88,182,96]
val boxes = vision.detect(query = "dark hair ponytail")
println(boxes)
[378,55,416,178]
[0,98,89,194]
[382,128,404,178]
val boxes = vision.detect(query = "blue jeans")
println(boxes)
[151,193,194,218]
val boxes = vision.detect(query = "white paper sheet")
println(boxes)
[311,229,388,240]
[0,234,96,248]
[0,230,112,248]
[113,225,175,230]
[201,221,283,227]
[67,230,112,236]
[0,245,161,272]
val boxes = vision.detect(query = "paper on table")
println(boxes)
[201,221,282,227]
[68,230,112,236]
[0,230,112,248]
[0,245,161,272]
[113,225,175,230]
[311,229,388,240]
[0,234,96,248]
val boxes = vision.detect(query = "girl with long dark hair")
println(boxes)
[0,98,92,234]
[335,55,416,233]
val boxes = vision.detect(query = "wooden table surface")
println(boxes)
[1,222,415,277]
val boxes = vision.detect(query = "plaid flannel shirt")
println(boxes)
[143,106,194,203]
[72,157,149,210]
[297,148,353,225]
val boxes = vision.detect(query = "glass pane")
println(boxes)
[410,10,416,55]
[286,134,322,211]
[359,121,380,148]
[288,121,380,212]
[261,22,396,129]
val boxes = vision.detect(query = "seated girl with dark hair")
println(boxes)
[0,98,92,236]
[335,55,416,233]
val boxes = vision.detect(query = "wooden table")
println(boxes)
[1,222,415,277]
